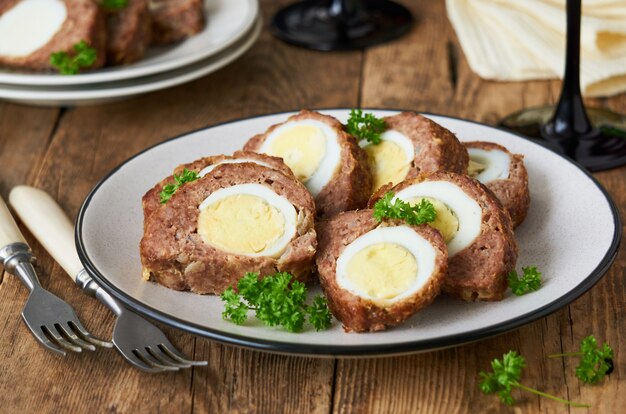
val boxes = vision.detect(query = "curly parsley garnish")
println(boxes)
[221,272,333,332]
[373,191,437,225]
[508,266,542,296]
[549,336,614,384]
[159,168,199,204]
[480,351,590,407]
[346,109,387,145]
[101,0,128,9]
[50,41,97,75]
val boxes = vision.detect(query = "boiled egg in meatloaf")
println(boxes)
[465,141,530,228]
[244,110,372,216]
[372,172,518,301]
[197,183,297,258]
[316,210,448,332]
[140,162,317,295]
[361,129,415,193]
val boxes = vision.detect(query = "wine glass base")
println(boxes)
[270,0,413,51]
[499,105,626,172]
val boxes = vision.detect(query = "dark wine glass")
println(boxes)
[498,0,626,172]
[270,0,413,51]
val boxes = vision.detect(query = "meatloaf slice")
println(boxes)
[106,0,152,65]
[370,172,518,301]
[244,110,372,217]
[464,141,530,228]
[316,210,447,332]
[140,162,317,295]
[142,151,295,223]
[149,0,205,45]
[0,0,106,71]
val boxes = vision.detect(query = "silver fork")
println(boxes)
[0,195,112,355]
[10,186,208,373]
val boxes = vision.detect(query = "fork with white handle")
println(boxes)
[9,186,208,373]
[0,194,112,355]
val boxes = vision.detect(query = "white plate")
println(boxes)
[0,17,261,106]
[0,0,258,86]
[76,110,621,357]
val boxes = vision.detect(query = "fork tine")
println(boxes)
[56,323,96,351]
[31,325,67,356]
[42,325,82,353]
[147,346,192,368]
[68,320,113,348]
[159,344,208,366]
[134,349,179,372]
[117,349,164,373]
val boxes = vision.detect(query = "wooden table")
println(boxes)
[1,1,624,412]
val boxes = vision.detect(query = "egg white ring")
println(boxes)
[468,148,510,183]
[0,0,67,57]
[395,181,482,257]
[198,158,273,177]
[258,119,341,197]
[198,183,297,258]
[360,129,416,163]
[335,226,437,305]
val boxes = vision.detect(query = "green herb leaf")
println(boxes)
[346,109,387,145]
[479,351,590,407]
[159,168,200,204]
[508,266,542,296]
[373,192,437,226]
[50,40,97,75]
[220,272,333,332]
[576,336,614,384]
[101,0,128,10]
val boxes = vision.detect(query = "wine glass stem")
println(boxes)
[548,0,594,139]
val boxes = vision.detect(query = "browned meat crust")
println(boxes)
[316,210,448,332]
[369,172,518,301]
[383,112,469,181]
[0,0,106,71]
[142,151,295,223]
[106,0,152,65]
[140,162,316,295]
[149,0,205,45]
[244,110,372,217]
[464,141,530,228]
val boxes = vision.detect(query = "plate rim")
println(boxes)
[0,0,259,86]
[75,109,623,357]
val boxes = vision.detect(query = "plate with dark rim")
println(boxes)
[76,109,621,357]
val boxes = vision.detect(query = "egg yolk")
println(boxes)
[268,124,326,182]
[408,197,459,243]
[346,243,417,300]
[197,194,285,255]
[365,140,411,192]
[467,159,487,177]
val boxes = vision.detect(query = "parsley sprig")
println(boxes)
[480,351,590,407]
[549,336,614,384]
[373,192,437,226]
[50,41,97,75]
[101,0,128,9]
[346,109,387,145]
[221,272,333,332]
[159,168,200,204]
[508,266,542,296]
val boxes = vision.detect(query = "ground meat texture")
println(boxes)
[141,151,295,223]
[140,162,317,295]
[369,172,518,302]
[244,110,372,217]
[0,0,106,71]
[149,0,205,45]
[316,210,448,333]
[464,141,530,228]
[385,112,469,178]
[106,0,152,65]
